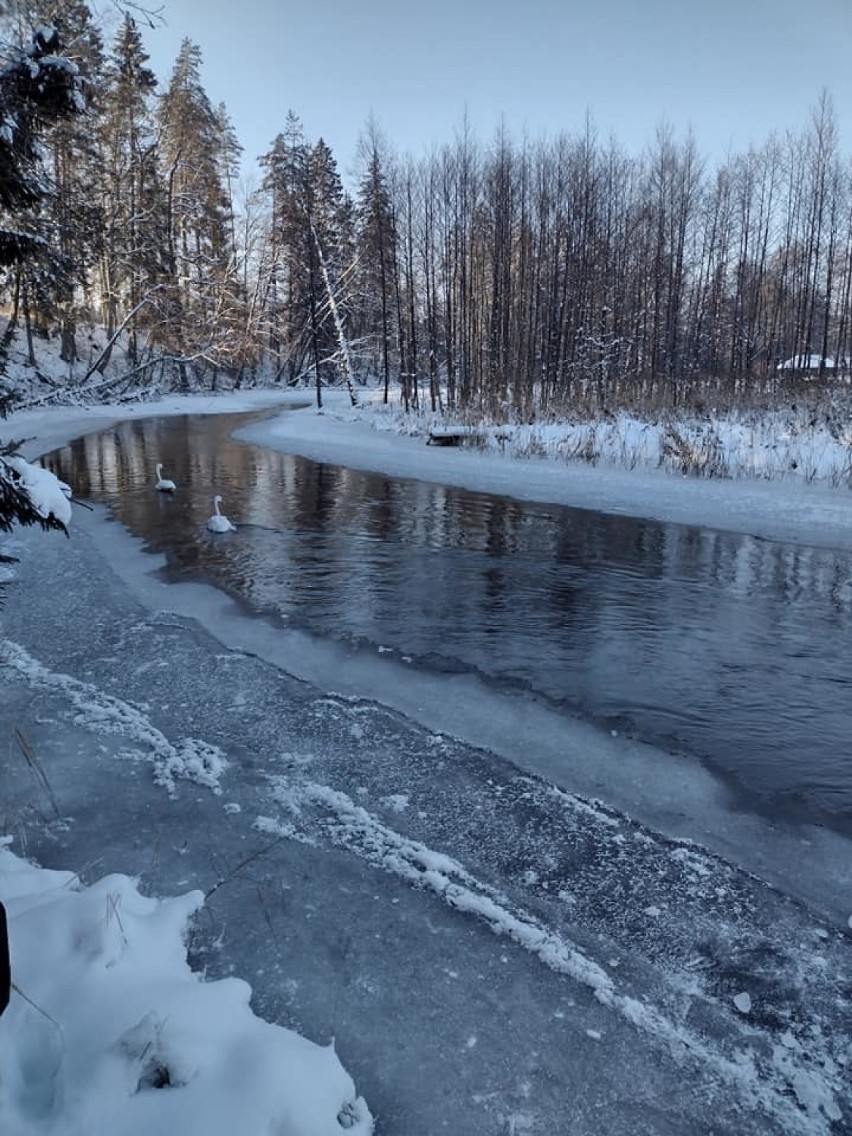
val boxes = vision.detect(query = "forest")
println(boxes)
[2,2,852,423]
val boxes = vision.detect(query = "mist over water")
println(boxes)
[40,409,852,833]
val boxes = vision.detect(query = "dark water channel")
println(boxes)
[40,409,852,835]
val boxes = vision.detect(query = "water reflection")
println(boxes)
[40,410,852,832]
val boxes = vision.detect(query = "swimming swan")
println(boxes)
[155,463,176,492]
[207,494,236,533]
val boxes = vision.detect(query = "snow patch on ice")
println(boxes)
[269,775,614,997]
[380,794,409,813]
[733,991,752,1014]
[0,843,372,1135]
[0,639,228,796]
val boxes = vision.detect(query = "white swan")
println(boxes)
[155,463,176,492]
[207,494,236,533]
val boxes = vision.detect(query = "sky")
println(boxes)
[134,0,852,186]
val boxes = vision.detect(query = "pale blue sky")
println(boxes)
[136,0,851,184]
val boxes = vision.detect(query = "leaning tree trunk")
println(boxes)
[310,224,358,407]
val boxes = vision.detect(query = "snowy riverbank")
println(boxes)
[7,388,852,906]
[235,388,852,554]
[8,384,852,554]
[2,387,851,1135]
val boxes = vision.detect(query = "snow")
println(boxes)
[6,386,852,554]
[0,639,228,797]
[31,26,57,48]
[37,55,79,76]
[2,384,852,1134]
[264,774,614,995]
[236,390,852,553]
[776,354,846,371]
[0,842,371,1136]
[2,456,72,528]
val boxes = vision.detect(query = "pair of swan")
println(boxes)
[154,464,236,534]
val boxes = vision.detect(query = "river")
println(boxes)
[39,407,852,836]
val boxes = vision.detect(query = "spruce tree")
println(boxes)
[156,38,232,385]
[97,12,160,369]
[32,0,105,364]
[0,20,84,533]
[259,113,312,382]
[307,137,356,400]
[355,129,397,400]
[211,102,252,379]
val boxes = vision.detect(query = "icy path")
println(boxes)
[1,523,850,1135]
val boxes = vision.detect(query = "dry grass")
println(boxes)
[11,727,60,820]
[659,424,729,478]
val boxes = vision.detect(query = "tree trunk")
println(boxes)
[22,282,36,367]
[311,225,358,407]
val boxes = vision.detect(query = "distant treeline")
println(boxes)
[2,4,850,415]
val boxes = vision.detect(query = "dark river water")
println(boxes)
[39,409,852,834]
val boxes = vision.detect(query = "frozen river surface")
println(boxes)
[1,406,849,1134]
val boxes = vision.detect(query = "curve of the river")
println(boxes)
[39,408,852,837]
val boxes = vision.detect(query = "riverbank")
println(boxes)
[2,389,851,1134]
[7,385,852,554]
[236,388,852,554]
[7,387,852,922]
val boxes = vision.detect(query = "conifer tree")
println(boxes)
[0,18,84,532]
[31,0,105,364]
[97,12,161,369]
[156,38,232,384]
[355,125,397,400]
[259,112,312,382]
[211,101,254,379]
[306,137,355,393]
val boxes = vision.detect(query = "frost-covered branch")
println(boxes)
[82,288,164,381]
[0,449,70,534]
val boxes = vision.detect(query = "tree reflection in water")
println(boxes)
[39,409,852,833]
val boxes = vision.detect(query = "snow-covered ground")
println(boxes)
[0,843,370,1135]
[2,385,852,1135]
